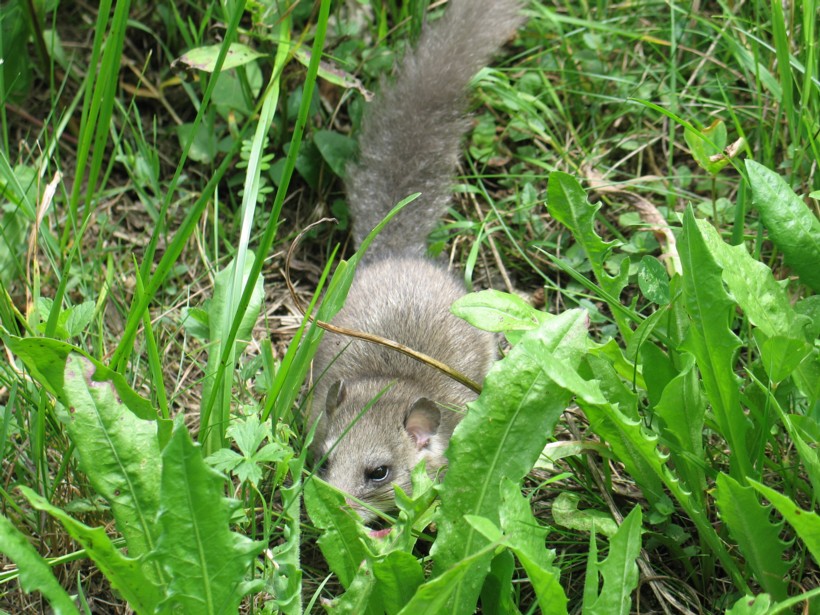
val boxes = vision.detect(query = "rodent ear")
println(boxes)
[405,398,441,451]
[326,380,346,417]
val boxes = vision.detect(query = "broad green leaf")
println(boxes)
[153,421,263,613]
[174,42,265,72]
[547,171,628,300]
[637,255,670,305]
[0,514,80,615]
[589,338,647,394]
[60,353,164,583]
[479,551,518,615]
[431,309,588,613]
[639,340,678,410]
[680,207,751,478]
[725,594,772,614]
[372,551,425,615]
[292,47,371,96]
[684,119,731,175]
[696,218,809,340]
[64,300,96,337]
[499,479,568,614]
[746,159,820,291]
[314,129,358,178]
[715,474,789,600]
[175,120,218,164]
[748,480,820,566]
[303,476,369,589]
[451,289,548,335]
[5,336,156,420]
[584,506,643,615]
[20,487,163,613]
[552,492,618,537]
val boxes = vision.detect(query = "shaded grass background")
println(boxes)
[0,0,818,611]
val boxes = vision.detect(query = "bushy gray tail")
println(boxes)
[345,0,524,256]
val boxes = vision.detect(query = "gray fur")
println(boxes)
[346,0,525,256]
[311,0,523,521]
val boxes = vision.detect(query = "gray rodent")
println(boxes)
[309,0,524,521]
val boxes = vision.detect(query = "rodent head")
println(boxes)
[311,379,448,522]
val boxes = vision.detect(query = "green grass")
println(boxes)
[1,0,818,613]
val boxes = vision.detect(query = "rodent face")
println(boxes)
[311,380,447,522]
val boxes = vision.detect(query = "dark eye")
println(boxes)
[366,466,390,482]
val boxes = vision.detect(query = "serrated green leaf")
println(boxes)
[547,172,628,300]
[584,352,639,421]
[746,159,820,291]
[680,207,751,477]
[715,473,789,599]
[227,413,270,456]
[20,487,164,613]
[451,289,548,334]
[654,362,707,506]
[430,309,587,613]
[399,543,498,615]
[584,506,642,615]
[0,514,80,615]
[391,463,437,551]
[579,394,745,588]
[153,420,263,613]
[696,217,814,386]
[322,561,379,614]
[270,458,305,614]
[206,448,244,473]
[582,401,670,512]
[748,480,820,567]
[748,371,820,499]
[65,301,95,337]
[304,476,369,589]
